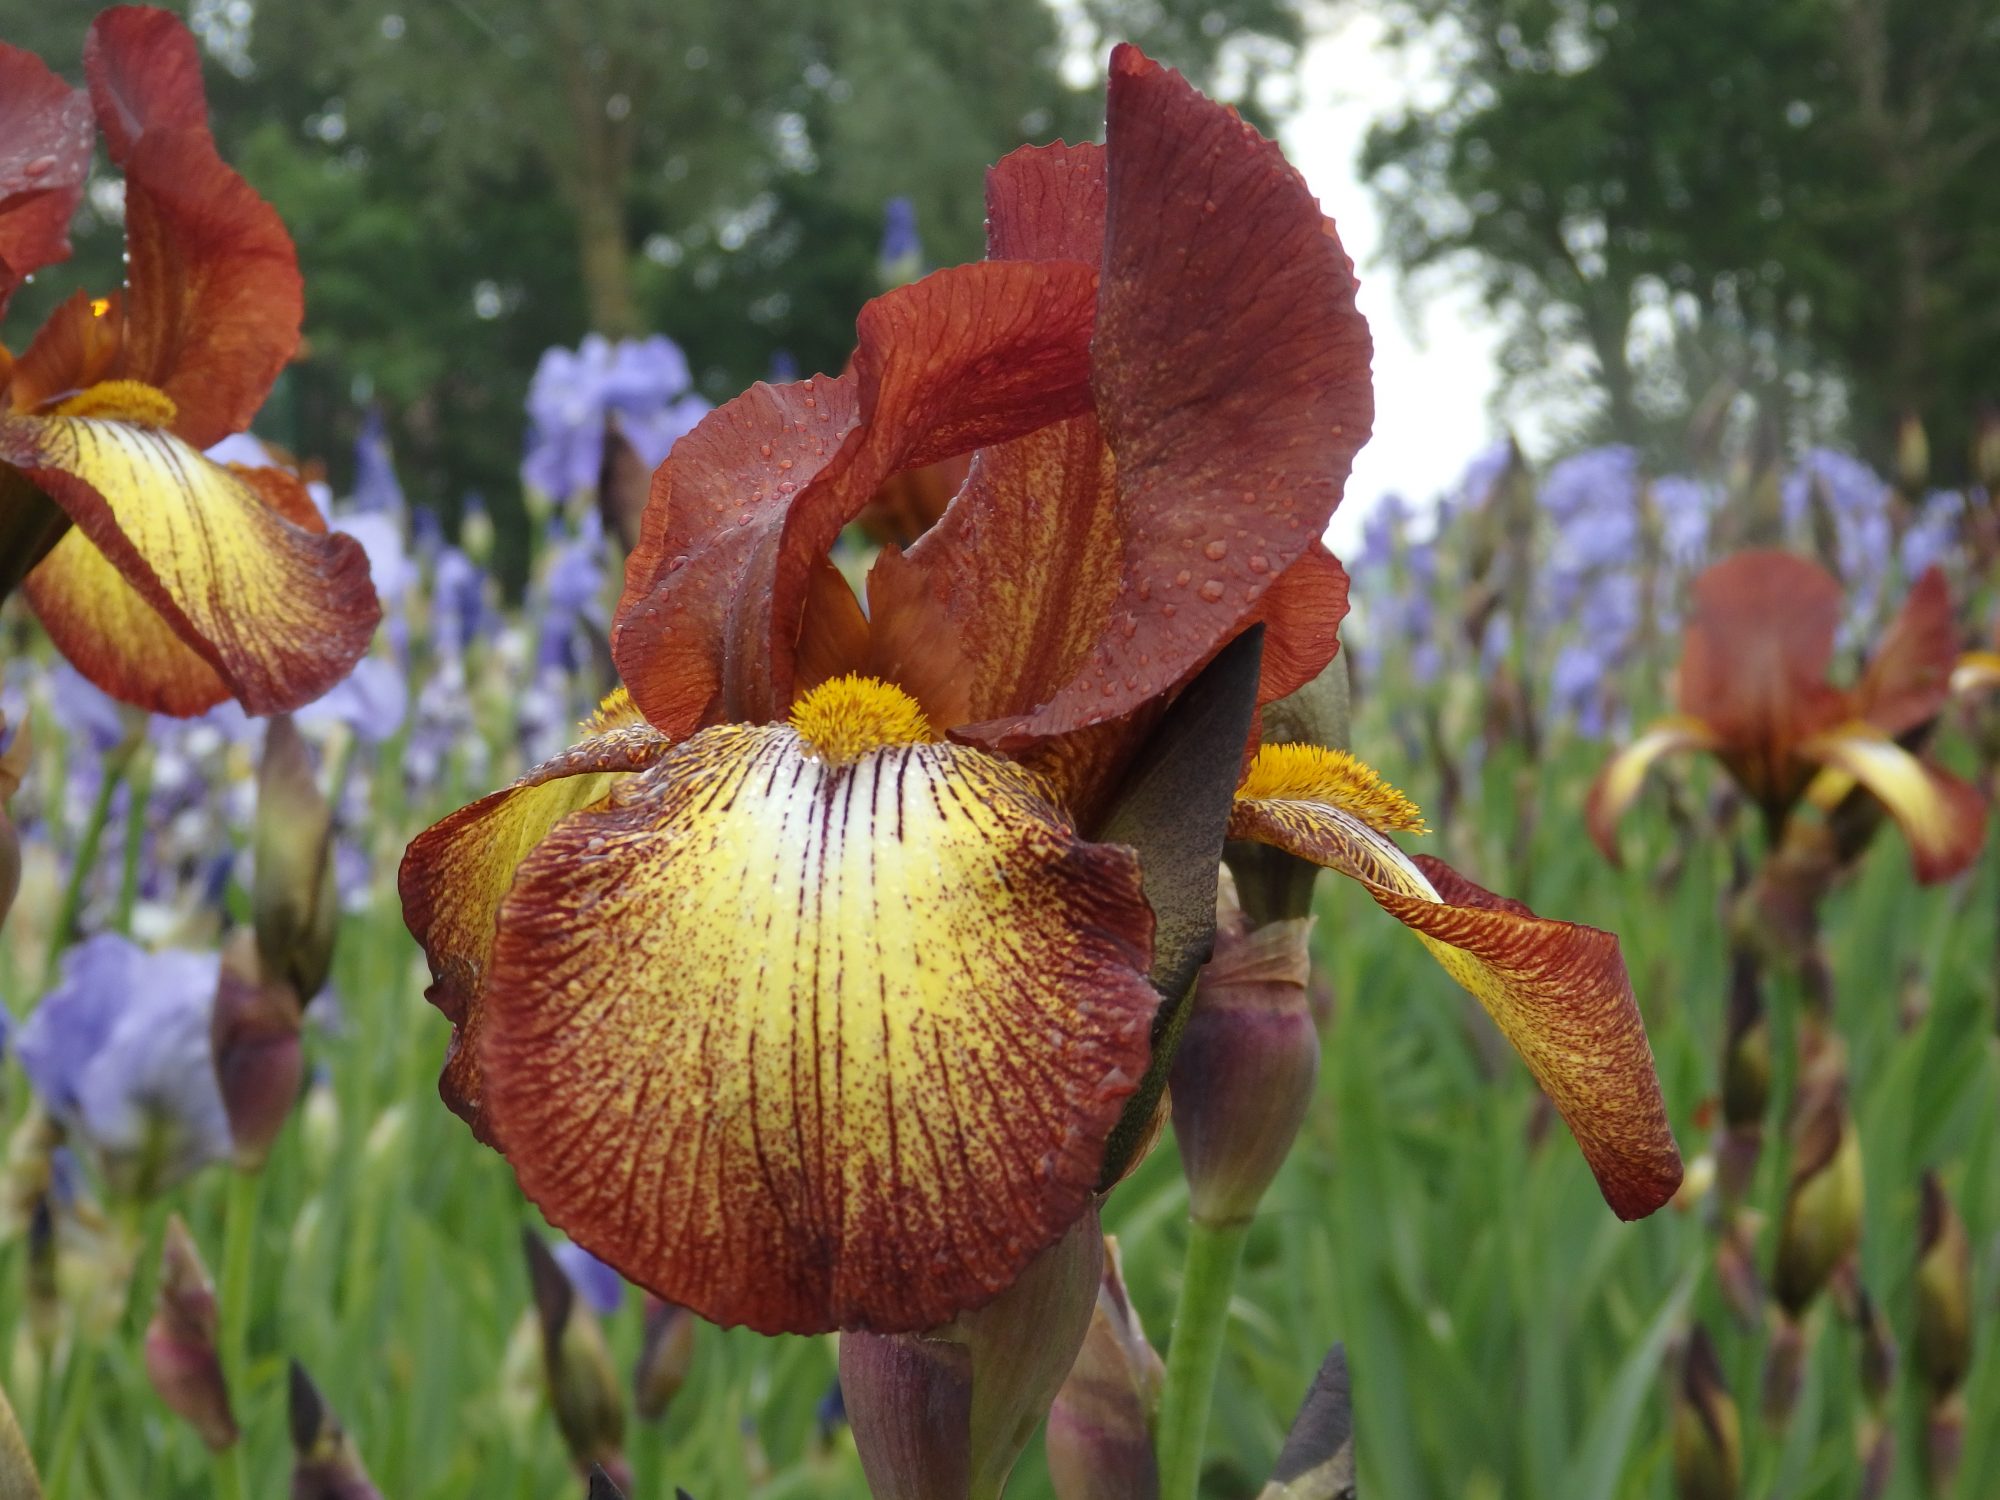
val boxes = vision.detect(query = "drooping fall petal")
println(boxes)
[1796,724,1987,884]
[1584,715,1722,864]
[1229,744,1682,1220]
[1951,650,2000,697]
[4,414,378,716]
[399,689,669,1137]
[0,42,94,316]
[472,720,1158,1334]
[613,261,1098,735]
[1856,567,1957,737]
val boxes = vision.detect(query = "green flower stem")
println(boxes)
[1155,1216,1252,1500]
[42,1346,97,1498]
[114,744,153,934]
[216,1164,263,1500]
[42,743,133,987]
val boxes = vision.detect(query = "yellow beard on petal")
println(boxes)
[1236,742,1428,835]
[51,379,180,428]
[789,672,936,765]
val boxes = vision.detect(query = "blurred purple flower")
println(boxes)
[552,1237,626,1316]
[523,334,710,501]
[878,195,922,285]
[50,663,128,757]
[536,513,608,675]
[1649,474,1716,568]
[350,408,405,515]
[334,513,415,613]
[203,432,276,469]
[15,934,231,1193]
[298,657,408,745]
[1900,490,1966,578]
[768,348,800,383]
[1781,449,1892,628]
[431,547,490,659]
[1542,447,1642,610]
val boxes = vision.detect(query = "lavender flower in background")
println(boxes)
[768,348,800,384]
[1649,474,1718,570]
[430,546,492,661]
[878,195,923,287]
[552,1237,626,1317]
[298,657,409,747]
[1900,490,1968,579]
[534,510,609,678]
[1349,493,1443,685]
[203,431,277,470]
[1782,449,1893,633]
[349,408,406,516]
[15,934,232,1195]
[49,663,129,760]
[1541,446,1642,613]
[523,334,711,502]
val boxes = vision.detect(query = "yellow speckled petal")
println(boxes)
[1951,650,2000,697]
[3,413,378,715]
[1230,779,1682,1220]
[399,689,669,1138]
[1584,715,1720,865]
[1796,723,1987,884]
[477,724,1159,1335]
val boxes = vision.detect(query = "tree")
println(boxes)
[1361,0,2000,473]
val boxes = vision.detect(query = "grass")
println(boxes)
[1,678,1994,1499]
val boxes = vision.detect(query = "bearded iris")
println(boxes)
[1589,550,1987,883]
[0,6,378,717]
[401,47,1681,1339]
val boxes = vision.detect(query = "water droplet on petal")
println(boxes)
[1173,569,1191,588]
[1203,539,1228,560]
[1198,580,1224,602]
[1248,554,1270,574]
[23,155,56,178]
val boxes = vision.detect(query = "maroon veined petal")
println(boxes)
[84,6,210,164]
[1245,542,1350,705]
[975,47,1372,744]
[612,260,1099,736]
[986,141,1107,263]
[0,43,94,319]
[1855,566,1957,738]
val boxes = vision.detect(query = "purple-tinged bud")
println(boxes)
[1259,1342,1353,1500]
[1895,412,1930,493]
[1925,1395,1964,1493]
[1672,1325,1741,1500]
[253,716,338,1004]
[1914,1174,1971,1400]
[288,1361,384,1500]
[524,1231,629,1487]
[210,931,305,1169]
[1713,1219,1764,1330]
[145,1214,238,1450]
[1761,1316,1806,1428]
[633,1295,696,1421]
[1772,1067,1861,1319]
[1046,1238,1162,1500]
[587,1467,629,1499]
[1853,1287,1896,1407]
[1171,886,1318,1228]
[843,1207,1104,1500]
[1856,1415,1893,1500]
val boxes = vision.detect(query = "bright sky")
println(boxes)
[1278,12,1505,553]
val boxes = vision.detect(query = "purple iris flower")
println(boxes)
[334,513,414,613]
[1649,474,1716,569]
[1782,449,1892,628]
[768,348,800,384]
[1541,447,1642,612]
[523,334,711,501]
[350,407,405,515]
[431,546,491,659]
[879,195,923,286]
[298,656,408,745]
[552,1236,626,1316]
[203,431,277,469]
[1900,490,1966,578]
[535,512,608,676]
[15,934,232,1194]
[50,664,128,758]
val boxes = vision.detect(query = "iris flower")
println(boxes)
[0,7,377,716]
[401,48,1681,1337]
[1589,551,1987,882]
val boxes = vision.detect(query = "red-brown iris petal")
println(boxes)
[0,43,93,318]
[398,702,670,1138]
[1675,551,1849,806]
[1854,566,1956,737]
[476,726,1158,1335]
[5,290,126,414]
[84,6,211,163]
[613,262,1099,735]
[985,140,1107,263]
[1244,543,1351,705]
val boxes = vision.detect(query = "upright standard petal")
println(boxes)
[1796,724,1987,884]
[1229,744,1682,1219]
[1855,567,1956,737]
[0,43,94,315]
[4,413,378,715]
[399,689,669,1136]
[992,48,1370,740]
[1584,715,1722,865]
[1675,552,1847,804]
[84,5,210,162]
[473,722,1158,1334]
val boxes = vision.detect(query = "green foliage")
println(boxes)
[1362,0,2000,472]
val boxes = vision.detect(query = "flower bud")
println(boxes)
[524,1230,629,1485]
[1046,1237,1163,1500]
[253,715,339,1003]
[1853,1286,1895,1408]
[300,1071,341,1185]
[1913,1173,1971,1400]
[633,1295,696,1422]
[288,1360,384,1500]
[1895,411,1929,492]
[1170,883,1318,1228]
[144,1215,238,1450]
[1672,1325,1741,1500]
[1713,1218,1764,1329]
[1761,1315,1806,1427]
[1772,1078,1862,1320]
[1925,1393,1964,1492]
[1259,1342,1353,1500]
[843,1206,1104,1500]
[210,930,305,1169]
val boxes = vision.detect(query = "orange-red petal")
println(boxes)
[1675,552,1848,803]
[0,43,93,317]
[5,290,127,414]
[1797,723,1988,884]
[1855,567,1957,738]
[4,413,377,715]
[84,6,210,163]
[1229,746,1682,1219]
[398,690,670,1137]
[1245,543,1350,705]
[476,724,1158,1335]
